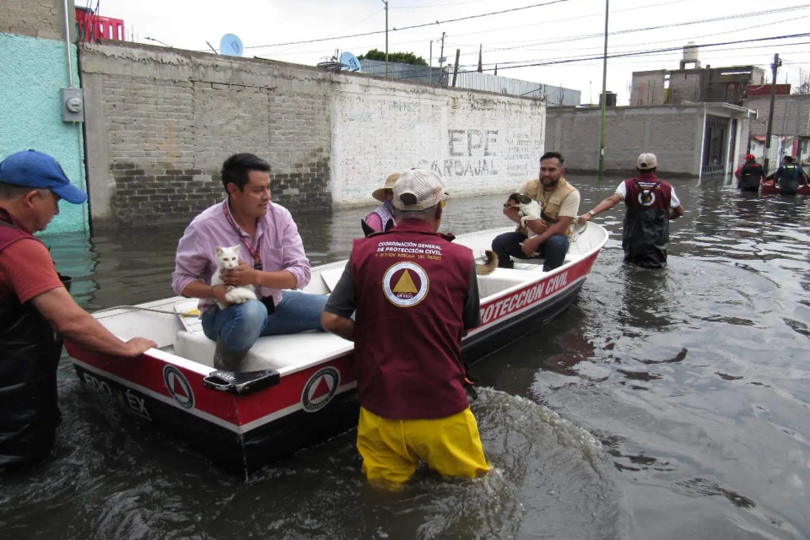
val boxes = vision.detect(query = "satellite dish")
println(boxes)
[339,51,362,72]
[220,34,244,57]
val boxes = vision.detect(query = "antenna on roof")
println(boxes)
[219,34,244,57]
[339,51,362,72]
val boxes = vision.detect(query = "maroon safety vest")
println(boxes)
[350,219,473,420]
[623,174,673,210]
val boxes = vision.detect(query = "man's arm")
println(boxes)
[264,208,310,290]
[577,193,623,224]
[461,261,481,337]
[1,239,155,357]
[32,288,156,357]
[322,259,356,342]
[503,206,522,225]
[669,187,685,220]
[504,181,536,226]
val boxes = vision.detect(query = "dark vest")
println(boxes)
[740,163,763,192]
[0,209,66,471]
[778,164,801,194]
[350,219,473,420]
[622,175,673,269]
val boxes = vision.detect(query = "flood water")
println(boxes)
[2,175,810,539]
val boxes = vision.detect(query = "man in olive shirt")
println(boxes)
[492,152,581,271]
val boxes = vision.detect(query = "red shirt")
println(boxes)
[0,211,63,303]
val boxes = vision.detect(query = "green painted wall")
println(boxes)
[0,33,88,234]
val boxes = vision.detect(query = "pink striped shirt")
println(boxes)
[172,199,312,313]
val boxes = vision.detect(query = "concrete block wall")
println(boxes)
[80,40,544,228]
[745,95,810,138]
[630,71,667,107]
[546,105,704,176]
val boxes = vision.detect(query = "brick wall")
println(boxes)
[81,41,333,227]
[0,0,75,41]
[546,105,704,176]
[80,40,544,228]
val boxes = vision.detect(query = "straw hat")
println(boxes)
[372,173,401,202]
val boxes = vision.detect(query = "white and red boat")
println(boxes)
[65,224,609,477]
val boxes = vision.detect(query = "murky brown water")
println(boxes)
[2,175,809,539]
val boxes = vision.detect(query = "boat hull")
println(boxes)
[65,232,605,477]
[760,180,810,196]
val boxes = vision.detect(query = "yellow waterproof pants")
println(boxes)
[357,406,490,485]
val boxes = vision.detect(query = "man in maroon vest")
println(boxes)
[577,153,684,268]
[322,169,489,485]
[0,150,155,472]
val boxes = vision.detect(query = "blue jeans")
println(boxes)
[491,232,569,272]
[201,292,328,351]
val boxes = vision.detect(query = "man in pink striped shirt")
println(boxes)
[172,153,326,370]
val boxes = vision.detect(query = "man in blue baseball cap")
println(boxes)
[0,150,156,473]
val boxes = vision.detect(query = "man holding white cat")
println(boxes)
[172,153,326,371]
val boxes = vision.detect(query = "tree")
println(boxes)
[795,75,810,95]
[358,49,428,66]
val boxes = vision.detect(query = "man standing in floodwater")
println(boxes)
[765,156,809,195]
[577,153,684,269]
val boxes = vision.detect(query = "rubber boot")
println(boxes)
[213,338,250,372]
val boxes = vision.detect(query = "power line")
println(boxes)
[263,3,808,65]
[243,0,569,50]
[391,0,492,9]
[462,32,810,73]
[465,4,810,58]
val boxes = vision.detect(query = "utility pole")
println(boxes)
[452,48,460,87]
[438,32,446,85]
[381,0,389,77]
[764,53,781,175]
[597,0,609,179]
[429,39,433,84]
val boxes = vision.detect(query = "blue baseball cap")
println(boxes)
[0,150,88,204]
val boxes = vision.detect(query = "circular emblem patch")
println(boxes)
[163,365,195,410]
[382,262,430,308]
[638,189,657,206]
[301,367,340,413]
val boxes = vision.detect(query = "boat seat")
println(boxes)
[477,268,536,297]
[174,330,353,372]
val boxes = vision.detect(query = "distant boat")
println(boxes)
[760,179,810,196]
[66,224,609,477]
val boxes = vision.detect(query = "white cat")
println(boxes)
[211,245,258,310]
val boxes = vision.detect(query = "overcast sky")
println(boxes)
[90,0,810,105]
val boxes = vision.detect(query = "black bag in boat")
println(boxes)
[203,369,280,395]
